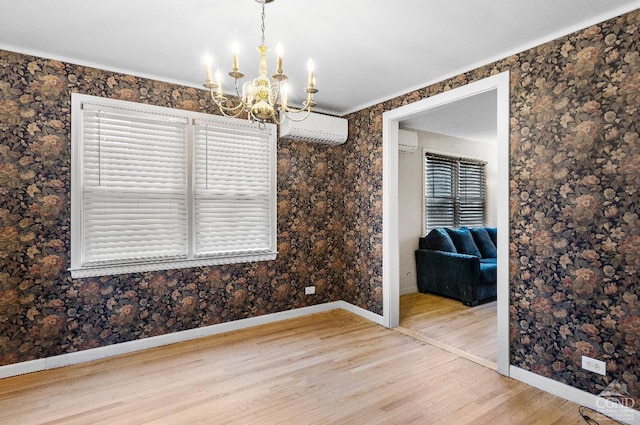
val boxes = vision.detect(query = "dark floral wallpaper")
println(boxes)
[0,51,345,365]
[340,114,384,313]
[344,10,639,407]
[0,7,638,409]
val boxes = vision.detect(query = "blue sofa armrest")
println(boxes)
[414,249,481,306]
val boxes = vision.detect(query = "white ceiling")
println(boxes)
[400,90,498,143]
[0,0,638,116]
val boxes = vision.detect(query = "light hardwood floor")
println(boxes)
[0,309,601,424]
[399,292,497,367]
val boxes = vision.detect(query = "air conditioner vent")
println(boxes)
[398,129,418,153]
[280,112,348,145]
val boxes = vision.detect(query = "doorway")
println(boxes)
[397,90,499,367]
[381,71,510,375]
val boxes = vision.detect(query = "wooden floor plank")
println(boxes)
[400,292,497,364]
[0,309,594,424]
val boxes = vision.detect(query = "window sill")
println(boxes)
[70,252,278,279]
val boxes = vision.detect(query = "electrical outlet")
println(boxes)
[582,355,606,376]
[305,286,316,295]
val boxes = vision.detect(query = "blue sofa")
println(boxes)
[415,227,497,306]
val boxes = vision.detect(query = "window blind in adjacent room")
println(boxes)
[424,155,457,229]
[424,153,486,231]
[458,160,486,228]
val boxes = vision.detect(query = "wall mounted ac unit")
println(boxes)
[279,112,348,145]
[398,129,418,153]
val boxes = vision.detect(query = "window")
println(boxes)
[424,152,486,232]
[70,94,277,278]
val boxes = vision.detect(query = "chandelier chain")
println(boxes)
[260,1,266,46]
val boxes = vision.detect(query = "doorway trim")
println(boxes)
[382,71,510,375]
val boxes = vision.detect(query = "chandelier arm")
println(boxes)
[209,90,245,112]
[210,99,246,115]
[280,102,312,114]
[233,79,245,102]
[209,92,247,118]
[215,106,247,119]
[280,106,314,123]
[270,108,285,125]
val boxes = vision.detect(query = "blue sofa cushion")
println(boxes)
[486,227,497,247]
[470,227,497,258]
[423,228,457,253]
[445,227,482,257]
[479,260,497,284]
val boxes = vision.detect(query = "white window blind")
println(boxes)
[424,153,486,232]
[458,160,486,228]
[71,94,277,278]
[81,105,189,266]
[193,120,275,258]
[424,156,456,229]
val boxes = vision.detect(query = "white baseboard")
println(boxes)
[336,300,384,325]
[510,366,639,425]
[0,301,372,379]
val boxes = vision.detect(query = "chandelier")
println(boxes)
[203,0,317,124]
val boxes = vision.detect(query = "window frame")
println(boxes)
[423,150,487,233]
[70,93,277,278]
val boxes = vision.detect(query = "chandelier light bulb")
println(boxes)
[276,42,284,75]
[231,41,240,72]
[204,54,213,83]
[307,59,315,87]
